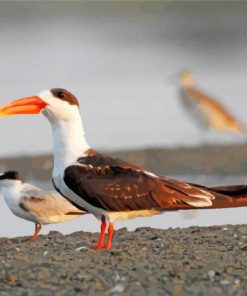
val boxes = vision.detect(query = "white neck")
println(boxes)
[43,108,90,176]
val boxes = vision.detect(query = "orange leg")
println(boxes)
[29,223,42,242]
[105,222,114,249]
[92,216,107,249]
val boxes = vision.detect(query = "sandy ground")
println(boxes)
[0,225,246,296]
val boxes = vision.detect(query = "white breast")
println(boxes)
[2,182,38,223]
[53,173,106,220]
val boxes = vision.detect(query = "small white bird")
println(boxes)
[0,171,85,241]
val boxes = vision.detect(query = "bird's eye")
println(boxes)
[57,91,64,99]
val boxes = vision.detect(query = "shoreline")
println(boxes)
[1,143,247,183]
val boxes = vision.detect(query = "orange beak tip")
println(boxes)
[0,96,47,116]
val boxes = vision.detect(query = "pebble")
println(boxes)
[109,283,125,293]
[208,270,215,279]
[0,292,10,296]
[220,279,230,285]
[75,246,87,251]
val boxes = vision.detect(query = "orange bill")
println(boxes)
[0,96,47,117]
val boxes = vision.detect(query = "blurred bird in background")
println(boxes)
[179,70,245,133]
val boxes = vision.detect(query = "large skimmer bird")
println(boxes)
[1,89,247,249]
[180,70,245,133]
[0,170,85,241]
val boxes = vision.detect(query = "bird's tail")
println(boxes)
[191,183,247,209]
[161,177,247,210]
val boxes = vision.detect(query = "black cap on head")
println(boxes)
[51,88,79,106]
[0,171,20,181]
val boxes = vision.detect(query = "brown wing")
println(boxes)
[183,87,245,133]
[64,151,217,212]
[21,193,85,219]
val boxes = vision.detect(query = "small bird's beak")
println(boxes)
[0,96,47,117]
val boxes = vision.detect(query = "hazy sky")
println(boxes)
[0,2,246,156]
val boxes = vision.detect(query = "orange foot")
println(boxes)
[91,216,107,250]
[27,223,42,242]
[92,220,114,250]
[105,222,114,249]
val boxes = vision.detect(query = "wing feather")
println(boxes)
[64,151,217,211]
[20,188,84,219]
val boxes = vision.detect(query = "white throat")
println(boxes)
[0,180,23,201]
[42,107,90,176]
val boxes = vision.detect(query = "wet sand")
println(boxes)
[0,225,246,295]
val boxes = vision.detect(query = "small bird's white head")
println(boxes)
[0,88,80,123]
[0,171,23,190]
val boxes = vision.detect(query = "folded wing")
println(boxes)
[64,151,220,212]
[20,186,84,219]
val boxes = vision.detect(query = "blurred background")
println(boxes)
[0,1,247,237]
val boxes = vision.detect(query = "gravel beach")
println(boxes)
[0,225,246,296]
